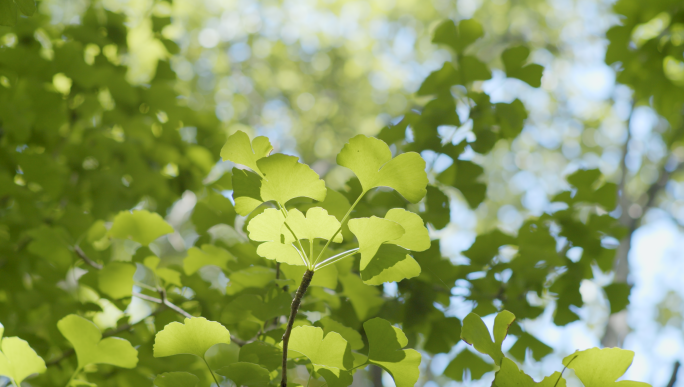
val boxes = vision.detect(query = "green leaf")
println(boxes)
[109,210,174,246]
[183,244,235,275]
[153,372,199,387]
[216,362,271,387]
[432,19,484,53]
[57,314,138,369]
[14,0,35,15]
[205,342,240,370]
[563,348,651,387]
[247,208,305,266]
[460,310,515,365]
[317,317,364,350]
[257,153,327,206]
[383,208,430,252]
[360,244,421,285]
[337,135,428,203]
[144,256,182,287]
[424,316,462,354]
[501,46,544,87]
[443,349,494,381]
[232,168,265,216]
[153,317,231,359]
[508,332,553,362]
[364,318,421,387]
[0,0,17,26]
[220,130,273,176]
[493,358,566,387]
[98,262,136,299]
[459,56,493,83]
[421,185,450,230]
[239,341,282,371]
[339,274,384,321]
[0,337,46,384]
[462,229,516,266]
[348,216,404,270]
[417,62,460,96]
[286,326,353,371]
[437,160,486,208]
[284,207,343,243]
[604,283,632,314]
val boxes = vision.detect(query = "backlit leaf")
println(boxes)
[257,154,327,206]
[285,326,353,370]
[0,337,46,384]
[493,358,566,387]
[220,130,273,176]
[153,317,231,359]
[284,207,343,243]
[183,244,235,275]
[563,348,651,387]
[337,135,428,203]
[348,216,404,270]
[57,314,138,369]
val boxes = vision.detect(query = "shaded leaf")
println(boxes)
[98,262,136,299]
[153,372,199,387]
[216,362,271,387]
[364,318,421,387]
[493,358,565,387]
[109,210,173,246]
[443,349,494,381]
[183,244,234,275]
[460,310,515,365]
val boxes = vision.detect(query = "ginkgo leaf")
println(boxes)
[205,342,240,370]
[383,208,430,251]
[98,262,136,299]
[348,216,404,270]
[461,310,515,365]
[285,326,353,371]
[0,337,46,384]
[144,256,182,287]
[340,274,384,321]
[220,130,273,176]
[443,349,494,382]
[360,244,421,285]
[283,207,343,243]
[257,154,327,206]
[247,209,305,266]
[232,168,264,216]
[563,348,651,387]
[183,244,235,275]
[154,372,199,387]
[239,341,283,371]
[154,317,231,359]
[337,135,428,203]
[57,314,138,369]
[493,358,566,387]
[318,317,364,350]
[364,318,421,387]
[216,362,271,387]
[109,210,174,245]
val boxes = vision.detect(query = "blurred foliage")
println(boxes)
[0,0,682,385]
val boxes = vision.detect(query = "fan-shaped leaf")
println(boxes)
[348,216,404,270]
[460,310,515,365]
[109,210,173,246]
[493,358,565,387]
[216,362,271,387]
[337,135,428,203]
[257,154,327,205]
[563,348,651,387]
[183,244,235,275]
[0,337,46,384]
[220,130,272,176]
[153,317,231,359]
[364,318,421,387]
[284,207,343,243]
[98,262,136,299]
[57,314,138,369]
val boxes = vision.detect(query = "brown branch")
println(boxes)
[667,361,680,387]
[281,269,314,387]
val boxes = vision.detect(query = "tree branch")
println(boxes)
[667,361,680,387]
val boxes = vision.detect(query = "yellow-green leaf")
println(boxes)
[220,130,273,176]
[153,317,231,359]
[109,210,173,246]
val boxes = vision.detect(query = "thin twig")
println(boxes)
[666,361,680,387]
[74,245,102,270]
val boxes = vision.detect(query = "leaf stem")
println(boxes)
[312,191,366,266]
[10,378,19,387]
[278,203,310,267]
[204,358,221,387]
[314,248,359,271]
[66,366,81,387]
[554,355,577,387]
[281,269,315,387]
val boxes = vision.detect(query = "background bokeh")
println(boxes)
[2,0,684,385]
